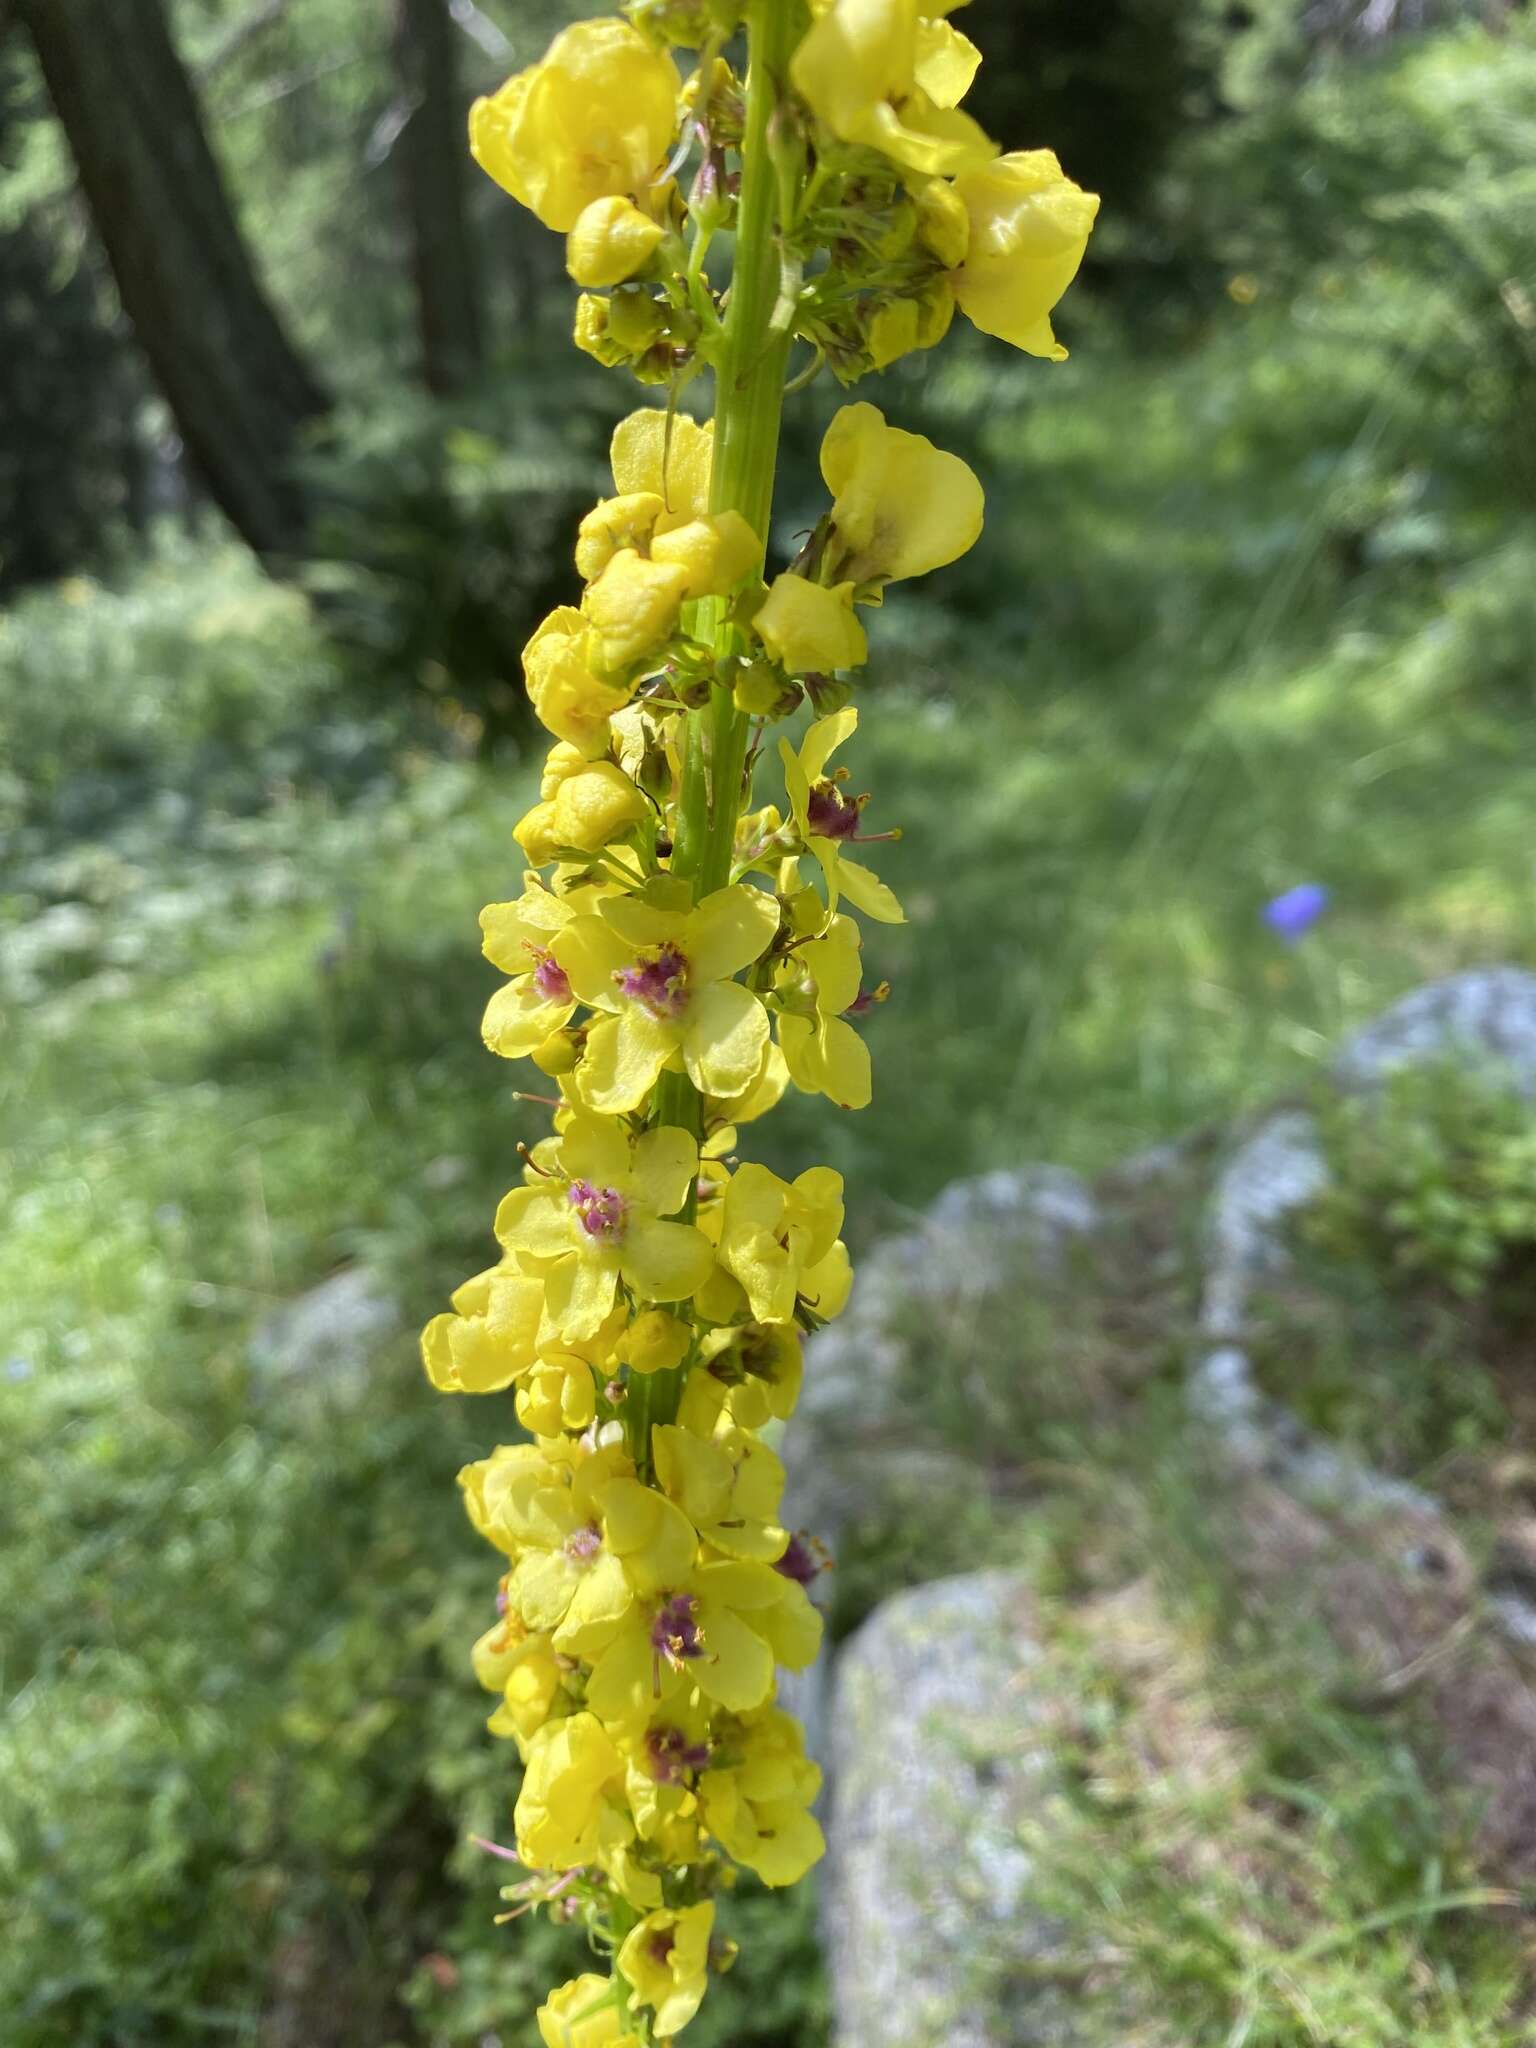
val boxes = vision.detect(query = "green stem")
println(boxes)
[668,0,802,898]
[644,0,803,1441]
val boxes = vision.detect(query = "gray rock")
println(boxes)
[828,1572,1072,2048]
[1334,967,1536,1094]
[1193,975,1536,1521]
[1201,1110,1328,1343]
[1194,1111,1436,1513]
[248,1266,399,1406]
[786,1165,1098,1762]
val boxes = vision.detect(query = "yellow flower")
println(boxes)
[516,1710,628,1868]
[576,491,760,603]
[525,607,637,756]
[516,1350,600,1438]
[776,914,873,1111]
[753,575,867,675]
[478,877,591,1060]
[617,1901,714,2038]
[684,1321,804,1432]
[716,1162,845,1324]
[576,493,667,583]
[790,0,993,178]
[567,195,667,287]
[584,549,692,675]
[483,1438,696,1637]
[470,20,681,232]
[515,758,649,865]
[420,1262,544,1394]
[821,402,984,588]
[494,1114,713,1339]
[571,1557,820,1726]
[652,1421,788,1562]
[537,1973,642,2048]
[699,1706,825,1886]
[554,883,780,1114]
[460,1440,580,1554]
[779,707,903,923]
[609,408,714,529]
[949,150,1100,361]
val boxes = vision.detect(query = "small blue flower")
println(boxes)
[1264,883,1330,943]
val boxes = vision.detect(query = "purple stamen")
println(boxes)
[649,1593,706,1673]
[563,1523,603,1564]
[645,1724,714,1784]
[568,1179,627,1242]
[615,942,691,1020]
[528,946,572,1003]
[806,780,862,841]
[775,1531,831,1587]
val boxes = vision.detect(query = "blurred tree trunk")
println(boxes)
[393,0,484,396]
[14,0,328,565]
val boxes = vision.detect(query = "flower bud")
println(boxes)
[607,286,668,353]
[572,294,629,368]
[732,659,799,718]
[915,177,970,268]
[915,275,955,350]
[566,195,667,288]
[531,1029,581,1077]
[621,1308,693,1375]
[866,297,920,371]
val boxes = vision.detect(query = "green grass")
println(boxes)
[5,21,1536,2041]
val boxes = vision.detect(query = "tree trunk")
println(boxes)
[15,0,328,565]
[393,0,484,396]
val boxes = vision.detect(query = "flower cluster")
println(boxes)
[438,4,1096,2040]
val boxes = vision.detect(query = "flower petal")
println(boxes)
[580,1008,676,1114]
[481,979,572,1059]
[629,1124,700,1216]
[683,884,781,984]
[683,981,770,1100]
[620,1216,715,1305]
[833,854,905,924]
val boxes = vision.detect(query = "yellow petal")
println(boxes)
[951,150,1101,361]
[620,1215,715,1305]
[578,1008,676,1115]
[683,981,769,1100]
[821,401,984,585]
[684,883,781,983]
[566,194,666,288]
[754,575,867,674]
[609,409,714,518]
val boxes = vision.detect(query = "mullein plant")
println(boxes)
[426,4,1097,2040]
